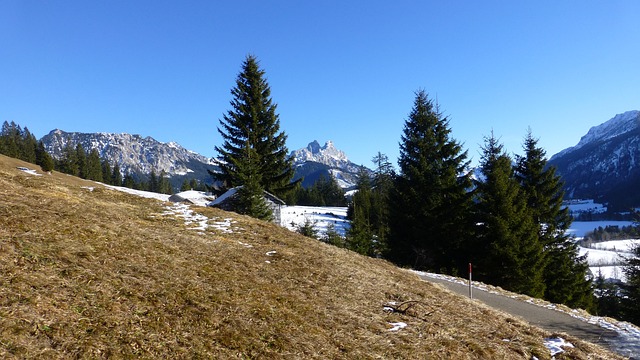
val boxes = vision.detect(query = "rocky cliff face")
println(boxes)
[290,140,371,189]
[41,129,217,186]
[548,111,640,211]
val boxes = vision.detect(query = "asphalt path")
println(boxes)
[420,274,620,353]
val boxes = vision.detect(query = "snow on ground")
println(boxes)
[565,199,607,214]
[102,184,239,235]
[543,337,574,357]
[17,166,42,176]
[579,246,632,267]
[577,239,638,282]
[103,184,171,202]
[281,206,349,236]
[416,270,640,359]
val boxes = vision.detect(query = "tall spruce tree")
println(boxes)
[35,141,54,172]
[86,149,102,181]
[370,152,394,250]
[515,130,593,308]
[213,55,297,201]
[233,143,273,221]
[621,213,640,325]
[75,144,88,178]
[474,134,545,297]
[347,169,376,256]
[387,90,473,273]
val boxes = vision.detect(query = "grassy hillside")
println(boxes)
[0,154,621,359]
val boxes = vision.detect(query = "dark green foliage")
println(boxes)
[36,141,54,172]
[323,223,345,247]
[594,271,622,318]
[370,152,394,251]
[0,121,44,166]
[622,243,640,325]
[292,174,346,206]
[232,144,273,221]
[214,55,297,201]
[180,178,206,192]
[515,130,593,309]
[86,149,103,182]
[347,169,376,256]
[111,164,123,186]
[75,144,87,179]
[474,134,545,298]
[123,174,136,189]
[0,121,21,158]
[101,159,112,185]
[56,141,79,176]
[158,170,172,195]
[295,218,319,239]
[585,225,640,243]
[387,90,473,273]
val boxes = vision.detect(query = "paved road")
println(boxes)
[420,274,620,353]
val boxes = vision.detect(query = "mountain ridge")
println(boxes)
[40,130,369,190]
[548,110,640,211]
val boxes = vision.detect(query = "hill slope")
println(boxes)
[0,155,620,359]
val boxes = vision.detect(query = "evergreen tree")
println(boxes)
[387,90,474,273]
[86,148,103,181]
[75,144,87,178]
[111,164,122,186]
[158,170,172,194]
[323,223,345,247]
[347,169,376,256]
[230,142,273,221]
[594,271,622,318]
[20,127,37,164]
[474,134,545,297]
[101,159,112,185]
[180,179,191,192]
[370,152,394,252]
[0,121,20,158]
[149,170,159,193]
[213,54,297,200]
[622,242,640,325]
[296,218,319,239]
[35,141,54,172]
[58,140,78,176]
[515,130,593,308]
[123,173,136,189]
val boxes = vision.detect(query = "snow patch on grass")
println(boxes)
[543,337,574,356]
[388,322,407,332]
[17,166,42,176]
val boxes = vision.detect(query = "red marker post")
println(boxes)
[468,263,473,300]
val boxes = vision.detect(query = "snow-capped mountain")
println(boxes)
[548,110,640,211]
[41,129,217,185]
[290,140,371,189]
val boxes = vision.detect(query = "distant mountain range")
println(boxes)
[39,109,640,207]
[40,130,368,190]
[548,110,640,211]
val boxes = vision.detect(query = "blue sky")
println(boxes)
[2,1,639,168]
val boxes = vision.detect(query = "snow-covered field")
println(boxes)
[565,199,607,214]
[280,206,349,236]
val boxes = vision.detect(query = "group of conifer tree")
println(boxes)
[0,121,54,171]
[377,90,592,310]
[210,55,590,308]
[54,141,173,194]
[209,54,637,313]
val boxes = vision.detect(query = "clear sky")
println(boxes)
[2,1,639,168]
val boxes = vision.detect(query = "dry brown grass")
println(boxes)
[0,155,624,359]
